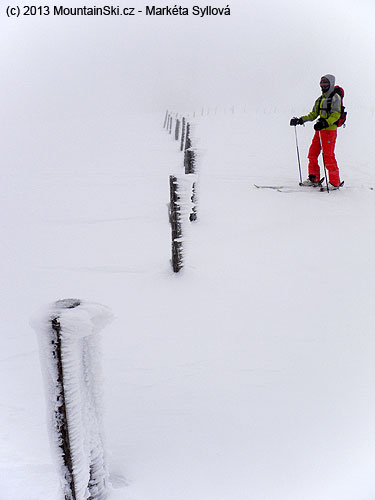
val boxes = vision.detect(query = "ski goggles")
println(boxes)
[320,78,330,90]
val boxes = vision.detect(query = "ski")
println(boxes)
[299,177,325,187]
[254,184,285,190]
[320,181,345,192]
[254,179,345,193]
[254,184,322,193]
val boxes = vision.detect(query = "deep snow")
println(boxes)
[1,103,375,500]
[2,1,375,497]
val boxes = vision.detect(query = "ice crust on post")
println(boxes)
[32,299,114,500]
[176,174,198,224]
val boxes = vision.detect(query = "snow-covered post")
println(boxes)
[163,110,168,128]
[180,117,186,151]
[183,123,197,218]
[189,181,198,222]
[169,175,183,272]
[166,114,171,133]
[33,299,113,500]
[175,118,180,141]
[184,122,195,174]
[184,122,191,151]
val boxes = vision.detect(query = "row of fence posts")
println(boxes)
[31,111,201,498]
[31,112,200,498]
[164,110,197,273]
[31,111,196,498]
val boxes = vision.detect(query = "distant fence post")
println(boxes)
[175,118,180,141]
[184,122,195,174]
[180,117,186,151]
[33,299,113,500]
[163,110,168,128]
[189,182,198,222]
[169,176,183,272]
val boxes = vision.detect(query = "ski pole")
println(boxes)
[318,131,329,193]
[294,125,303,185]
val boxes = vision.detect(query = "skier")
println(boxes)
[290,74,343,189]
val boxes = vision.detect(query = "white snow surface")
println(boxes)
[2,1,375,497]
[1,105,375,500]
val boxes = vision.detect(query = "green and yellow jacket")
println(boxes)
[301,74,341,131]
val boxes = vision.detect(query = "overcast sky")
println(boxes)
[1,0,374,120]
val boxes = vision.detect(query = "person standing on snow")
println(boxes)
[290,74,343,189]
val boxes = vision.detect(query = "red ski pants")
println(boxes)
[308,130,341,186]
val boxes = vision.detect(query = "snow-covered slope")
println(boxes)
[2,104,375,499]
[2,0,375,496]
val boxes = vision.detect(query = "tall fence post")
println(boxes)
[33,299,113,500]
[51,304,77,500]
[169,176,183,272]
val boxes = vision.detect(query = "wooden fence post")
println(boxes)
[175,119,180,141]
[163,110,168,128]
[33,299,113,500]
[169,176,183,272]
[189,182,197,222]
[184,123,195,174]
[180,117,186,151]
[50,299,82,500]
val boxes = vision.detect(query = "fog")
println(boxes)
[1,0,375,120]
[1,2,375,497]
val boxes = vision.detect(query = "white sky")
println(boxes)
[1,0,374,117]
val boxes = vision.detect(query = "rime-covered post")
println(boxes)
[175,118,180,141]
[184,122,195,174]
[33,299,113,500]
[163,110,168,128]
[189,182,198,222]
[169,175,183,272]
[180,117,186,151]
[51,306,77,500]
[184,122,191,151]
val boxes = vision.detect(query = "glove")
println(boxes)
[290,117,304,126]
[314,118,328,131]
